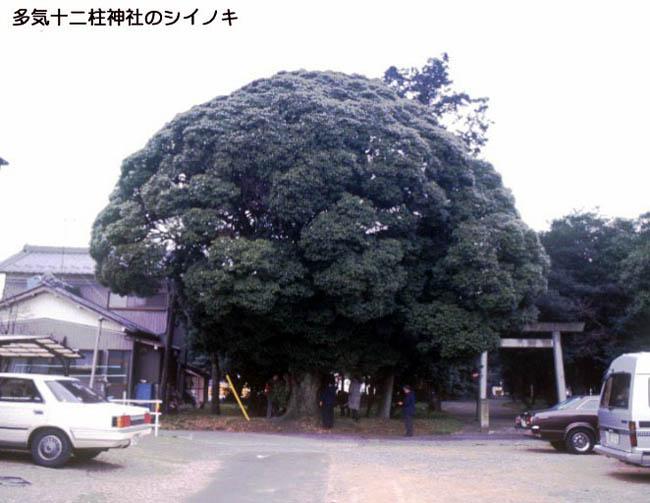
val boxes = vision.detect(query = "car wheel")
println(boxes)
[75,449,104,461]
[30,429,72,468]
[550,441,566,451]
[565,428,595,454]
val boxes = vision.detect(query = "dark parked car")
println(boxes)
[527,395,600,454]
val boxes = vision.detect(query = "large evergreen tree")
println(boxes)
[91,71,548,417]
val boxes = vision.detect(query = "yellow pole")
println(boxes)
[226,374,250,421]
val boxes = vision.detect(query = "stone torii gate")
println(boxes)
[478,322,585,431]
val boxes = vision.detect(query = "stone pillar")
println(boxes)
[479,351,489,432]
[552,331,566,403]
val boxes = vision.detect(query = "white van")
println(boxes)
[594,353,650,466]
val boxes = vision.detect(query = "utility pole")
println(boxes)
[479,351,489,432]
[89,317,104,389]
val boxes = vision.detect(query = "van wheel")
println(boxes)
[565,428,595,454]
[550,441,565,451]
[30,429,72,468]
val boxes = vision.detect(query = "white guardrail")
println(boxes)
[109,398,162,437]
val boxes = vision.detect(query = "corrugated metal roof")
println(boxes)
[0,335,82,359]
[0,245,95,275]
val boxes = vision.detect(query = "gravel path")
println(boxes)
[2,430,649,502]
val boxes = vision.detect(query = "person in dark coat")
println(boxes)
[399,385,416,437]
[319,380,337,429]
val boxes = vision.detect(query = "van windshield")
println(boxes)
[46,380,106,404]
[601,373,631,409]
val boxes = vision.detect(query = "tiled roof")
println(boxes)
[0,276,159,338]
[0,245,95,275]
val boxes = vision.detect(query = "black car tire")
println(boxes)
[550,441,566,451]
[565,427,595,455]
[30,429,72,468]
[75,449,104,460]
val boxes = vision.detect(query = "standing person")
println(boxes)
[319,379,337,429]
[399,385,416,437]
[348,377,362,422]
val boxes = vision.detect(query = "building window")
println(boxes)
[67,350,101,388]
[107,350,131,399]
[5,357,64,375]
[69,350,97,375]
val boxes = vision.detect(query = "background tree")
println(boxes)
[91,71,547,418]
[384,54,492,156]
[619,212,650,349]
[506,212,637,398]
[0,157,7,167]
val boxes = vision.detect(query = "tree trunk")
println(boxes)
[377,371,395,419]
[365,378,375,418]
[427,381,443,413]
[210,353,221,415]
[282,372,321,419]
[159,280,177,413]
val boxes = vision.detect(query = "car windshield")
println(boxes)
[46,380,106,403]
[549,396,582,411]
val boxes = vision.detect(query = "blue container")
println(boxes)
[135,382,154,401]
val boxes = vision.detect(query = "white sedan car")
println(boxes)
[0,373,153,467]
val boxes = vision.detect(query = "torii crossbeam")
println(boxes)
[477,322,585,431]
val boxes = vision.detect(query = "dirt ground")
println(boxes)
[161,407,462,437]
[2,430,649,503]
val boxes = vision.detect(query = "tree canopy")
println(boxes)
[384,54,492,156]
[618,213,650,348]
[91,70,547,414]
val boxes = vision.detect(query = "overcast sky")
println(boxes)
[1,0,649,261]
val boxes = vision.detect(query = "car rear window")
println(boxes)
[578,398,599,411]
[550,396,582,410]
[46,380,106,403]
[601,372,631,409]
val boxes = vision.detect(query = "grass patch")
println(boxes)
[161,405,463,437]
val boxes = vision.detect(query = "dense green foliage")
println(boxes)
[502,211,649,397]
[91,71,548,411]
[619,213,650,348]
[384,54,492,156]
